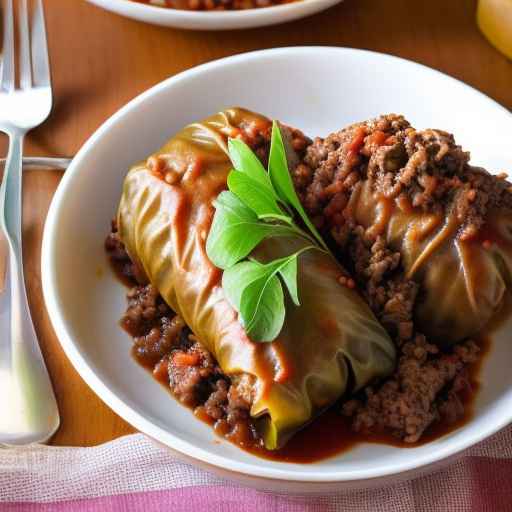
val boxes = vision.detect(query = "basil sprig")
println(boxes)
[206,121,328,342]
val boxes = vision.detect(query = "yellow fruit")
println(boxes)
[477,0,512,60]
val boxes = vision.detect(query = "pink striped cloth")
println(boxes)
[1,429,512,511]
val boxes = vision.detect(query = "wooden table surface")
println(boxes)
[17,0,511,447]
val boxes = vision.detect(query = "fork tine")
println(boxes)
[31,0,50,87]
[18,0,32,90]
[1,0,15,92]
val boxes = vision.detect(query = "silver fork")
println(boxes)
[0,0,59,445]
[0,156,72,170]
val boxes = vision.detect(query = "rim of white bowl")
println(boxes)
[42,46,512,483]
[86,0,341,24]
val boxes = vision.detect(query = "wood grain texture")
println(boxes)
[13,0,511,446]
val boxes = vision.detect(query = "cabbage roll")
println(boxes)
[117,108,395,449]
[293,114,512,345]
[349,182,512,344]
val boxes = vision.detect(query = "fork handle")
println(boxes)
[0,131,59,445]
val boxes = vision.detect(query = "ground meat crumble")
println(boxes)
[337,222,481,442]
[293,114,512,241]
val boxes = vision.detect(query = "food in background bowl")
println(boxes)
[85,0,343,30]
[134,0,297,10]
[106,107,511,459]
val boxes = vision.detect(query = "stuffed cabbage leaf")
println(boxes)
[349,180,512,344]
[293,114,512,345]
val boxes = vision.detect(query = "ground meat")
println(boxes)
[292,114,410,220]
[348,226,418,343]
[226,384,252,425]
[122,284,173,336]
[203,379,229,420]
[337,218,481,442]
[339,221,482,442]
[342,337,479,442]
[104,221,147,285]
[169,341,221,406]
[104,223,137,283]
[293,114,512,242]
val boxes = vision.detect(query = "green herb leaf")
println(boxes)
[207,122,332,342]
[227,171,290,222]
[223,252,308,341]
[278,256,300,306]
[240,269,285,342]
[222,260,267,312]
[273,246,313,307]
[206,192,261,269]
[206,191,297,269]
[268,121,328,251]
[228,138,274,193]
[240,253,305,341]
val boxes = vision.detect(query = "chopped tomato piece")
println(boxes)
[348,127,366,154]
[367,130,388,146]
[173,351,200,367]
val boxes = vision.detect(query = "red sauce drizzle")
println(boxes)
[366,195,394,239]
[170,188,189,260]
[184,157,203,182]
[347,127,366,165]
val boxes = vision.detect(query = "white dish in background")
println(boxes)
[42,47,512,492]
[85,0,342,30]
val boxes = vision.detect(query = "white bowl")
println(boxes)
[42,47,512,492]
[85,0,342,30]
